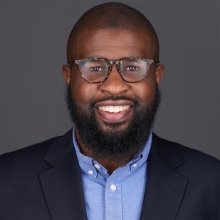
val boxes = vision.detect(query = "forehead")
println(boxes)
[73,28,153,60]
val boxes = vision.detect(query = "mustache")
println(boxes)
[91,96,139,107]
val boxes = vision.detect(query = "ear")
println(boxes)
[155,64,164,86]
[62,64,71,85]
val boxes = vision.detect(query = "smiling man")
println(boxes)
[63,26,163,174]
[0,2,220,220]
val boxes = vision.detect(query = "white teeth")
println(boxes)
[98,105,130,113]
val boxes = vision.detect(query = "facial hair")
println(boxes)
[65,85,161,161]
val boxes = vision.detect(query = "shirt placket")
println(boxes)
[105,172,122,220]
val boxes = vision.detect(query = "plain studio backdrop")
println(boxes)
[0,0,219,159]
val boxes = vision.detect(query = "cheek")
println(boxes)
[70,73,98,107]
[132,78,157,106]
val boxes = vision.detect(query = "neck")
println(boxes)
[75,130,133,174]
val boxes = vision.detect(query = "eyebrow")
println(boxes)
[87,56,143,60]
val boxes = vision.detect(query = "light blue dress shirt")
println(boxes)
[72,128,152,220]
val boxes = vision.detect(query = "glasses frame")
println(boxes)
[68,58,160,83]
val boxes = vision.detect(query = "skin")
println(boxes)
[62,28,164,174]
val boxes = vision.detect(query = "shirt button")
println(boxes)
[88,170,94,175]
[94,164,100,169]
[132,163,137,168]
[110,184,117,191]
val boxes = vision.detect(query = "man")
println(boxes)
[0,2,219,220]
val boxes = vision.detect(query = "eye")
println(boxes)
[90,66,103,72]
[126,66,139,71]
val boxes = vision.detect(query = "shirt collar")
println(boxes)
[72,127,152,176]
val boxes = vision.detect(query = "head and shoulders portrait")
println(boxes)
[1,1,219,220]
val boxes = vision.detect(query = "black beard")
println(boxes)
[65,85,161,161]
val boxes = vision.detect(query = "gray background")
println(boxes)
[1,0,219,159]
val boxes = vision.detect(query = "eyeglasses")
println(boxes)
[68,58,160,83]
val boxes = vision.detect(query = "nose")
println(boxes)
[99,64,130,95]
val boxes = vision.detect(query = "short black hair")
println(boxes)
[67,2,159,62]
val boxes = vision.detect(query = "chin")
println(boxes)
[99,121,130,134]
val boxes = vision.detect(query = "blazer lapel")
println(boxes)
[140,134,188,220]
[39,129,88,220]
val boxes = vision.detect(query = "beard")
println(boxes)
[65,84,161,161]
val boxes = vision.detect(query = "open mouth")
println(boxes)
[95,100,134,123]
[98,105,130,113]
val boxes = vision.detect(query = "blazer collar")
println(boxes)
[39,129,88,220]
[140,133,188,220]
[150,133,184,169]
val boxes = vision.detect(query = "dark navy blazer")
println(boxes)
[1,129,220,220]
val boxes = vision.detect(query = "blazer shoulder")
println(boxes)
[0,136,59,171]
[152,133,220,176]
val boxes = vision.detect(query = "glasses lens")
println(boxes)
[80,60,108,82]
[120,59,151,82]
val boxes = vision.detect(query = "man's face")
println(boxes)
[63,28,164,159]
